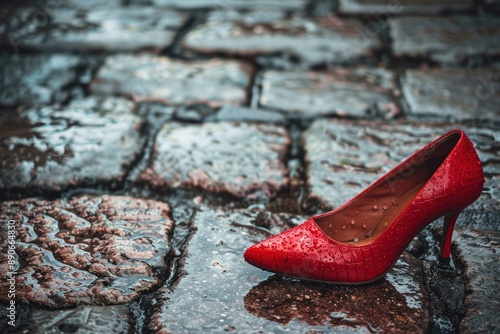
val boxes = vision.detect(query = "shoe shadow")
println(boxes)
[244,254,428,331]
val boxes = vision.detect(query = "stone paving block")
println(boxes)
[214,105,288,124]
[183,10,381,66]
[139,122,290,199]
[0,195,174,308]
[133,0,308,10]
[2,7,186,52]
[303,119,500,231]
[339,0,473,14]
[390,16,500,65]
[0,54,97,107]
[148,206,429,333]
[259,68,400,118]
[454,228,500,333]
[90,54,253,107]
[401,68,500,121]
[0,97,145,196]
[6,305,133,333]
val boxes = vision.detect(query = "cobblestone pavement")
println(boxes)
[0,0,499,333]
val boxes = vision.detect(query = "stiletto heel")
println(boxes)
[244,129,485,284]
[439,211,461,267]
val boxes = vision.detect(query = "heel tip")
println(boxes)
[438,257,454,272]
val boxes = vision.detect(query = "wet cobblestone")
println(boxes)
[184,10,380,66]
[0,195,174,308]
[260,68,399,118]
[0,54,98,107]
[91,54,253,107]
[139,122,290,199]
[390,16,500,65]
[401,68,500,121]
[453,228,500,333]
[0,97,144,197]
[10,305,133,333]
[339,0,473,14]
[1,7,186,53]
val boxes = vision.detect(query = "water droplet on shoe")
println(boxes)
[353,238,359,242]
[342,225,346,230]
[373,205,379,211]
[362,223,367,229]
[355,211,359,215]
[329,223,332,228]
[350,219,355,225]
[383,205,388,210]
[366,230,373,237]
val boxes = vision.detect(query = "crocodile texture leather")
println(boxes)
[244,129,485,284]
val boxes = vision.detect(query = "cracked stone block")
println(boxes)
[2,7,186,52]
[214,105,288,124]
[90,54,253,107]
[131,0,308,10]
[9,305,133,333]
[260,68,400,118]
[0,195,174,308]
[139,122,290,199]
[148,206,429,333]
[183,11,381,65]
[0,96,145,197]
[390,16,500,65]
[339,0,473,14]
[454,228,500,333]
[0,54,98,107]
[401,68,500,121]
[303,119,500,231]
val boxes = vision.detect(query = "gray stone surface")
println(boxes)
[0,195,174,308]
[455,228,500,334]
[303,120,500,231]
[139,122,290,199]
[3,7,186,52]
[148,206,429,333]
[339,0,473,14]
[90,54,253,107]
[183,10,381,65]
[260,68,400,118]
[10,305,133,333]
[0,54,97,107]
[390,16,500,65]
[401,68,500,121]
[215,105,287,124]
[133,0,308,10]
[0,97,145,195]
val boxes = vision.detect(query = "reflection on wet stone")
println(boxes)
[0,54,98,107]
[245,253,428,333]
[139,122,290,199]
[402,68,500,121]
[148,207,428,333]
[91,54,253,107]
[0,97,145,196]
[183,10,381,65]
[303,119,500,231]
[390,16,500,65]
[260,68,399,118]
[0,195,174,308]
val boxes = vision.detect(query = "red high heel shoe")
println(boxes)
[244,129,484,284]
